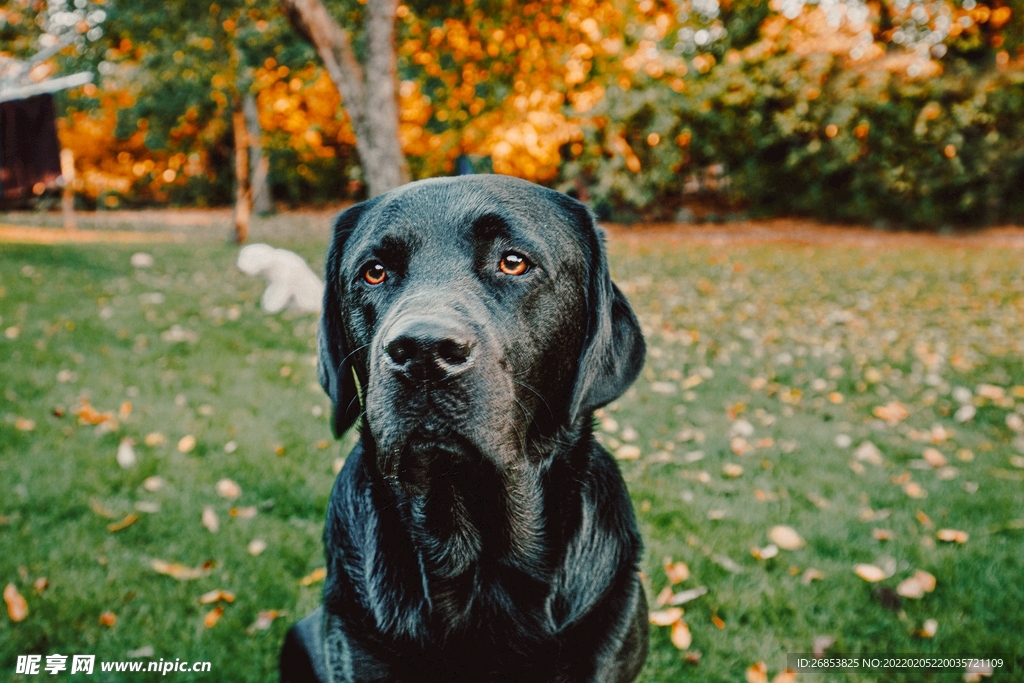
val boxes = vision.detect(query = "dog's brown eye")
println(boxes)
[364,262,387,285]
[499,252,530,276]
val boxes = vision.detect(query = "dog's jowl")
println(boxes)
[280,175,648,683]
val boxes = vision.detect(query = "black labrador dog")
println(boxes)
[280,175,647,682]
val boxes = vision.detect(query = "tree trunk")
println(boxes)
[243,92,272,215]
[281,0,409,197]
[232,104,251,243]
[59,148,77,232]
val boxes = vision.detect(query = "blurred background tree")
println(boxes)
[3,0,1022,228]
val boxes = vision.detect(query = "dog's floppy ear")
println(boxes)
[564,200,646,424]
[319,201,371,437]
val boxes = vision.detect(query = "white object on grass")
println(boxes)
[237,244,323,314]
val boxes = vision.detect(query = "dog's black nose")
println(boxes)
[383,318,475,381]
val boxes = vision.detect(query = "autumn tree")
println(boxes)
[281,0,409,196]
[100,0,308,240]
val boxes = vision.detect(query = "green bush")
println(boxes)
[565,58,1024,227]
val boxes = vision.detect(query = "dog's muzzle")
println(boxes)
[381,316,476,383]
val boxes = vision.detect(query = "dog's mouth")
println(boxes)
[376,431,482,496]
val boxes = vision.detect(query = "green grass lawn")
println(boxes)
[1,230,1022,682]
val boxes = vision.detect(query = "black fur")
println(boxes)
[281,175,648,683]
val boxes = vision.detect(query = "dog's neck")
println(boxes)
[374,426,590,611]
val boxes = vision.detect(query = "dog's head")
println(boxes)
[319,176,644,492]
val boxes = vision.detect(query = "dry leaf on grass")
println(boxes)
[768,525,805,550]
[802,568,824,584]
[936,528,969,543]
[144,432,165,447]
[922,448,947,467]
[247,539,267,556]
[853,441,884,465]
[299,568,327,586]
[854,564,887,582]
[664,560,690,584]
[4,583,27,622]
[668,586,709,606]
[903,482,927,499]
[107,514,138,532]
[116,438,136,469]
[99,611,116,627]
[873,401,909,423]
[142,476,166,492]
[813,635,836,656]
[90,499,117,518]
[916,618,938,638]
[32,577,47,593]
[649,608,684,626]
[745,661,768,683]
[670,619,692,649]
[614,445,641,460]
[722,463,744,478]
[150,559,211,581]
[751,544,779,560]
[202,506,219,533]
[772,669,798,683]
[203,605,224,628]
[198,589,235,605]
[177,435,196,453]
[216,478,242,500]
[897,570,936,599]
[248,610,286,633]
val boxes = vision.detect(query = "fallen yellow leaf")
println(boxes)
[897,569,937,598]
[772,669,798,683]
[107,513,139,532]
[216,478,242,500]
[649,607,683,626]
[751,544,779,560]
[299,568,327,586]
[248,609,285,633]
[4,583,27,622]
[198,589,236,605]
[903,482,927,499]
[664,560,690,584]
[873,401,909,423]
[936,528,969,543]
[144,432,165,447]
[150,559,211,581]
[801,568,824,584]
[768,525,805,550]
[202,506,219,533]
[746,661,768,683]
[922,448,947,467]
[203,605,224,628]
[854,564,886,582]
[670,619,692,649]
[723,463,744,478]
